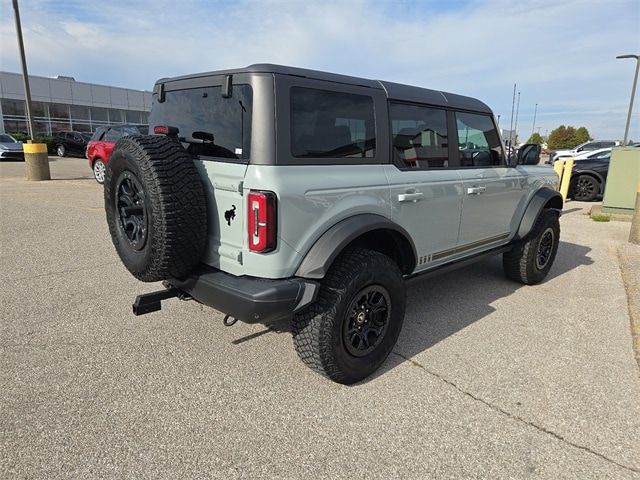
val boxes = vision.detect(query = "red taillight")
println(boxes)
[154,125,179,136]
[248,191,277,253]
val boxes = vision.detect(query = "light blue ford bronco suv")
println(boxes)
[104,64,562,384]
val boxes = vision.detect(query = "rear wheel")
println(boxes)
[93,159,106,184]
[571,174,599,201]
[292,248,406,384]
[57,145,66,157]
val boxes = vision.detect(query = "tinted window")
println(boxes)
[456,112,504,166]
[149,85,252,160]
[390,103,448,168]
[0,134,16,143]
[104,127,122,142]
[91,127,106,141]
[290,87,375,158]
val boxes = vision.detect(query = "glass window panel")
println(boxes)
[49,103,70,119]
[390,103,449,168]
[125,110,141,123]
[149,85,253,160]
[50,121,72,133]
[109,109,124,123]
[456,112,504,167]
[70,105,90,120]
[91,107,108,122]
[290,87,375,158]
[1,99,26,116]
[31,102,47,118]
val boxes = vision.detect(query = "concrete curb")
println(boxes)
[616,243,640,373]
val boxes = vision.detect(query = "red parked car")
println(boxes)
[86,124,148,183]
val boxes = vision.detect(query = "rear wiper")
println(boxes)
[179,131,215,144]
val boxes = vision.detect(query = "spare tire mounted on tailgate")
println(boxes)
[104,135,207,282]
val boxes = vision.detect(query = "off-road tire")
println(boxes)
[104,135,207,282]
[503,209,560,285]
[292,248,405,384]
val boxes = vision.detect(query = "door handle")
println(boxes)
[466,186,487,195]
[397,192,423,202]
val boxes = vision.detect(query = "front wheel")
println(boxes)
[57,145,66,157]
[292,248,406,384]
[503,209,560,285]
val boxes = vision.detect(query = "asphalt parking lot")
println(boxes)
[1,158,639,479]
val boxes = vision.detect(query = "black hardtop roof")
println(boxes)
[157,63,492,114]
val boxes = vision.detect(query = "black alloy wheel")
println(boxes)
[573,175,599,202]
[535,227,555,270]
[115,170,147,251]
[343,285,391,357]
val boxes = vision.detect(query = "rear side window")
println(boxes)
[456,112,504,167]
[290,87,376,158]
[390,103,449,168]
[149,85,252,161]
[104,127,122,142]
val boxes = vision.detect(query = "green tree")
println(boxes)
[572,127,591,145]
[546,125,592,150]
[526,132,544,144]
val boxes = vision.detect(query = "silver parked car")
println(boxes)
[0,134,24,161]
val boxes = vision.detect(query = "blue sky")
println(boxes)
[1,0,639,140]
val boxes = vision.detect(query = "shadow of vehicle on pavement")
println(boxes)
[232,240,593,383]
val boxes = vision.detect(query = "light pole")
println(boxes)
[531,103,538,137]
[616,54,639,146]
[12,0,35,140]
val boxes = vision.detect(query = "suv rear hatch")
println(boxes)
[148,81,253,276]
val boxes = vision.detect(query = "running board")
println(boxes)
[405,245,511,283]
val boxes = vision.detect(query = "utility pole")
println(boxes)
[616,54,639,146]
[12,0,35,140]
[513,92,521,146]
[508,83,516,150]
[531,103,538,137]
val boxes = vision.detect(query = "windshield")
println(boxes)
[81,133,93,141]
[149,84,252,161]
[0,134,17,143]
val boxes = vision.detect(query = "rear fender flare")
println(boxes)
[294,214,417,279]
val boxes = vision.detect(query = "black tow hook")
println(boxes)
[223,314,238,327]
[132,284,189,316]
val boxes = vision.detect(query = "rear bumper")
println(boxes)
[168,266,319,324]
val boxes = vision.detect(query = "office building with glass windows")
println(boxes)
[0,71,152,136]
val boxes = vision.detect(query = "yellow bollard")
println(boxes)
[553,159,564,179]
[23,142,51,181]
[559,157,574,201]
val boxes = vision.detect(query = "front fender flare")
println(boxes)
[515,187,563,240]
[294,214,417,279]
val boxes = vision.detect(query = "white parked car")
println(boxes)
[549,141,617,162]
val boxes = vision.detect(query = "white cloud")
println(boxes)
[1,0,638,139]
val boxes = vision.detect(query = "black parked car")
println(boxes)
[569,150,611,202]
[53,131,92,157]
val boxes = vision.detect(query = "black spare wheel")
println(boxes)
[104,135,207,282]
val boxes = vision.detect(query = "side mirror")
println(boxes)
[517,143,541,165]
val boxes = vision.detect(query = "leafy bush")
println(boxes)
[9,132,55,154]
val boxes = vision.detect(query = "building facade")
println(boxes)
[0,71,152,136]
